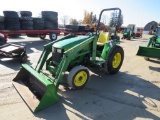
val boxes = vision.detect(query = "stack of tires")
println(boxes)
[0,16,4,30]
[3,11,20,30]
[19,11,33,30]
[19,11,34,37]
[65,25,78,32]
[78,25,86,32]
[3,11,21,37]
[33,18,44,30]
[41,11,58,30]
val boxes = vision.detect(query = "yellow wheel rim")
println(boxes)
[74,71,88,87]
[112,53,121,68]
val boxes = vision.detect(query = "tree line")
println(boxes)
[61,10,123,28]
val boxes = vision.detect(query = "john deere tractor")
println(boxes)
[12,8,124,112]
[137,26,160,59]
[122,24,136,40]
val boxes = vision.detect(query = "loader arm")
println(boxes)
[46,36,96,86]
[12,34,79,112]
[35,34,76,72]
[147,35,157,47]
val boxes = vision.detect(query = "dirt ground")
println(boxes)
[0,34,160,120]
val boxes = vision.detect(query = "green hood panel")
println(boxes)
[53,36,89,49]
[157,37,160,43]
[123,32,128,35]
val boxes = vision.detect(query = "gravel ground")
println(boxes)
[0,34,160,120]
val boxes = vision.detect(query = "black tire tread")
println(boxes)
[3,11,19,18]
[105,45,124,74]
[67,65,90,89]
[20,11,32,17]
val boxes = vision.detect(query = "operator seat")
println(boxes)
[97,31,110,46]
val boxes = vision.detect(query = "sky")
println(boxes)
[0,0,160,27]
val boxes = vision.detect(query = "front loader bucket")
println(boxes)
[12,64,59,112]
[136,46,160,58]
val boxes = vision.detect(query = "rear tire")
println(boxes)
[49,33,57,41]
[144,57,149,61]
[132,33,135,38]
[39,34,46,39]
[67,66,90,89]
[104,45,124,74]
[127,36,131,40]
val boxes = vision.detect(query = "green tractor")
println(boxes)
[12,8,124,112]
[122,24,136,40]
[137,26,160,59]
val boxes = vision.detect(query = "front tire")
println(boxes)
[67,66,90,89]
[104,45,124,74]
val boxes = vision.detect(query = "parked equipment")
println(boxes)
[0,29,89,41]
[137,26,160,59]
[0,10,89,40]
[0,33,27,63]
[122,24,142,40]
[12,8,124,112]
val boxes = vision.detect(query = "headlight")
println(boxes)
[57,49,62,53]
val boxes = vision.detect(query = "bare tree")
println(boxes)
[101,14,109,25]
[70,18,79,26]
[78,20,82,24]
[109,11,123,28]
[61,15,69,27]
[92,14,97,24]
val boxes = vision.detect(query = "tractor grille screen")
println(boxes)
[52,48,63,63]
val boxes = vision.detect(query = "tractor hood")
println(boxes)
[123,32,128,35]
[157,37,160,43]
[53,36,89,49]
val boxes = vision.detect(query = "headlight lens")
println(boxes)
[57,49,62,53]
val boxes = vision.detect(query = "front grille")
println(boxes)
[124,35,128,38]
[155,43,160,48]
[52,49,63,63]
